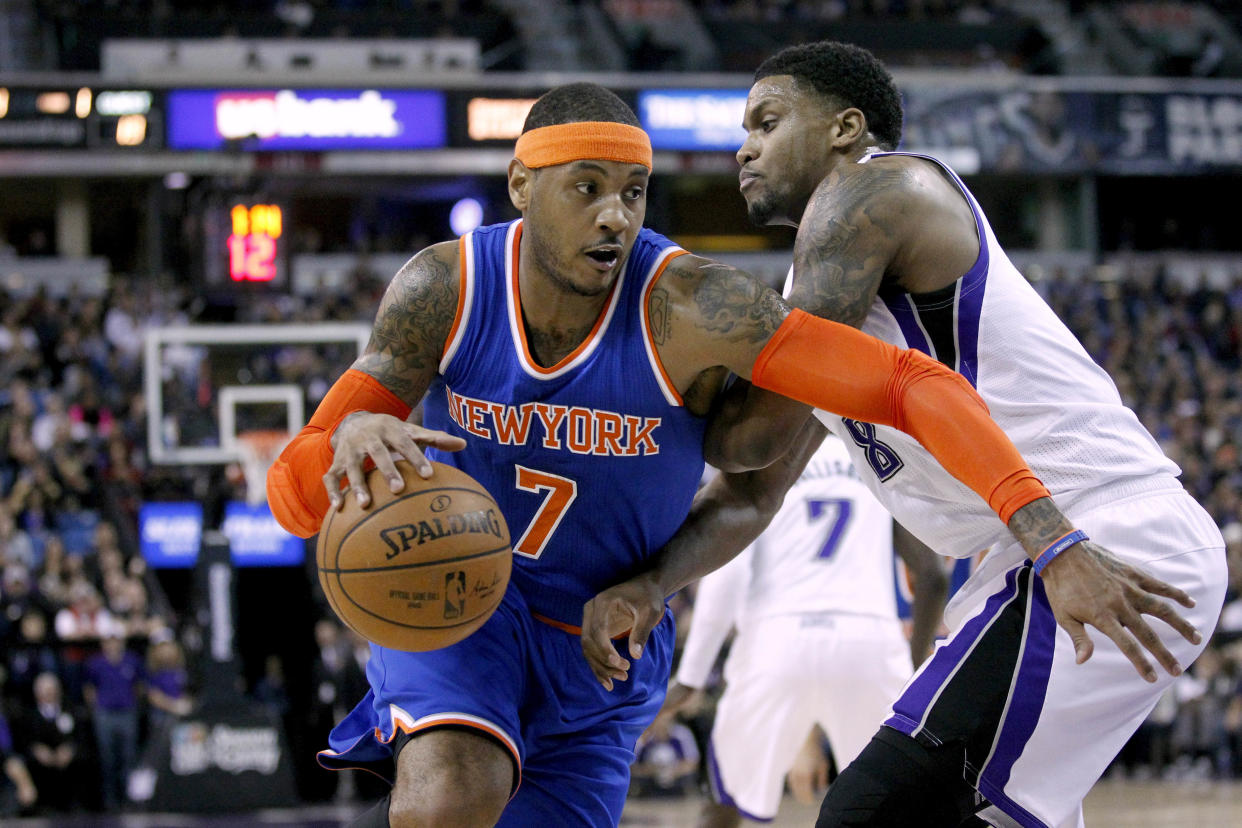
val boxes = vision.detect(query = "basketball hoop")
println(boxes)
[236,429,292,506]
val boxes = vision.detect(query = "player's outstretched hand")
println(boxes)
[324,411,466,510]
[581,573,665,691]
[1039,539,1201,682]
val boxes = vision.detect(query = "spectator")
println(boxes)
[0,707,37,817]
[4,609,62,707]
[83,623,144,811]
[35,534,71,609]
[54,580,114,702]
[144,630,192,737]
[14,672,88,814]
[0,505,36,571]
[1,566,50,648]
[630,716,700,799]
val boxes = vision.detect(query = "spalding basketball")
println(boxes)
[317,461,511,652]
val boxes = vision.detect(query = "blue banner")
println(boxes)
[140,502,204,569]
[638,89,749,151]
[140,501,304,568]
[221,501,305,567]
[167,89,446,150]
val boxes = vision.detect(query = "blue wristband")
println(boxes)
[1032,529,1087,576]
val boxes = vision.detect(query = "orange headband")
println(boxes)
[514,122,652,171]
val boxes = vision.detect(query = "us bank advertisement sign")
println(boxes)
[167,88,446,150]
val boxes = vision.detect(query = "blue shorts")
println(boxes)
[318,584,675,827]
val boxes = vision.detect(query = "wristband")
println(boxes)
[1032,529,1087,576]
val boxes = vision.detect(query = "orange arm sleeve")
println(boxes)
[266,369,412,537]
[752,309,1049,524]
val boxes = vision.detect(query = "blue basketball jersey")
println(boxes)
[423,220,707,625]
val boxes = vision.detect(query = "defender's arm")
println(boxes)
[893,522,949,668]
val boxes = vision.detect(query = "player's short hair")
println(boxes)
[522,83,641,132]
[755,41,903,151]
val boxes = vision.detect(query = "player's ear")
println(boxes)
[832,107,867,149]
[508,159,533,211]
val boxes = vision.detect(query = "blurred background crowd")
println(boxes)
[0,0,1241,818]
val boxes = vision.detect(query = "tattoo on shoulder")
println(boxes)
[649,286,671,346]
[356,243,459,401]
[679,260,786,344]
[792,164,911,328]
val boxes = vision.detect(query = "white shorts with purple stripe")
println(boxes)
[705,613,912,821]
[884,487,1225,828]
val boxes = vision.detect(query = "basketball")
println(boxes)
[317,461,511,652]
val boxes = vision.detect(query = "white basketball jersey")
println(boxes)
[741,435,898,622]
[817,151,1180,558]
[676,436,897,689]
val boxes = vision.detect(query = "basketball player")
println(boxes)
[580,44,1226,828]
[657,434,948,826]
[267,83,1159,828]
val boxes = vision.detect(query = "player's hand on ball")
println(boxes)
[325,411,466,509]
[1039,539,1200,682]
[581,573,665,691]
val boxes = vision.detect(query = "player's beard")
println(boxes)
[746,196,777,227]
[744,185,788,228]
[529,229,616,298]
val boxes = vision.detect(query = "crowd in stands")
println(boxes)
[20,0,1241,77]
[0,256,1241,813]
[33,0,520,71]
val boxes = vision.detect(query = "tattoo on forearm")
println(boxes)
[792,165,910,328]
[357,245,457,401]
[1008,497,1073,558]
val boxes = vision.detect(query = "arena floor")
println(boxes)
[6,779,1242,826]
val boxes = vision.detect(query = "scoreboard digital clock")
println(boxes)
[227,203,283,282]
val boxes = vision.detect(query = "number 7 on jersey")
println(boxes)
[513,465,578,559]
[807,497,853,562]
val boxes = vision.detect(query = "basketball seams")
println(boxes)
[318,503,349,626]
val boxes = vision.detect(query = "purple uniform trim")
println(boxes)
[705,735,775,823]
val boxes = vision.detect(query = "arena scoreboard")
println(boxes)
[0,85,161,148]
[227,202,283,283]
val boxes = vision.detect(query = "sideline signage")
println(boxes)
[139,501,304,568]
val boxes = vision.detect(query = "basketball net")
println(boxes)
[235,429,292,506]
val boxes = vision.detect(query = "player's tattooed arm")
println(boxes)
[327,241,466,505]
[650,255,814,450]
[353,241,460,405]
[653,255,786,367]
[647,255,812,468]
[786,161,911,327]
